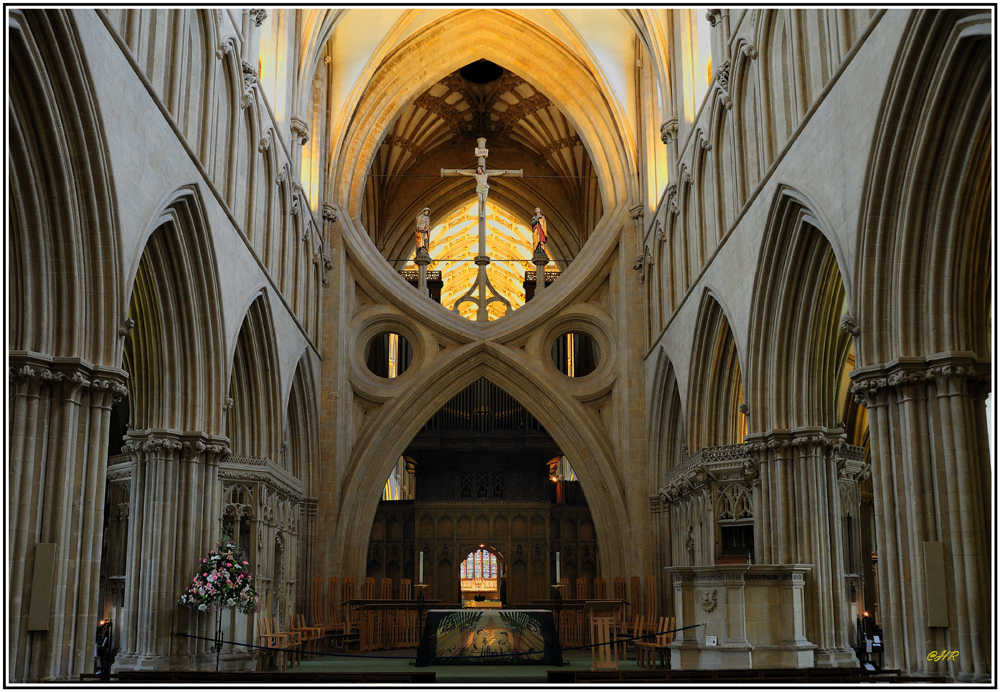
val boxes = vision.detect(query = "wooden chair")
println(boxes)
[326,577,346,636]
[589,613,619,671]
[593,577,606,600]
[344,577,359,635]
[636,616,674,669]
[268,616,303,667]
[644,575,657,620]
[256,613,291,672]
[294,613,325,656]
[576,577,589,601]
[615,613,645,662]
[629,576,642,622]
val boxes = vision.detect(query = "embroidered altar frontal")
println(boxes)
[416,609,562,666]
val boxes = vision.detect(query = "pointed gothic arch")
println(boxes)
[747,186,852,432]
[9,8,121,365]
[333,344,630,581]
[856,10,991,364]
[648,347,687,483]
[686,290,746,450]
[226,292,283,462]
[123,186,227,432]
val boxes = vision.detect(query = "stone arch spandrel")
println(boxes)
[330,9,636,221]
[332,342,630,581]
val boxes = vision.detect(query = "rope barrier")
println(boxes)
[172,622,701,663]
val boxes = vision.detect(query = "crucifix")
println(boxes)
[441,137,522,322]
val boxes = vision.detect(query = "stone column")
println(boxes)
[8,352,127,681]
[746,428,859,667]
[114,430,228,672]
[852,353,991,681]
[531,245,549,297]
[414,247,432,297]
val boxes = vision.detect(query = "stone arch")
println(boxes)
[8,8,121,365]
[747,185,853,432]
[648,347,686,483]
[333,343,630,581]
[758,10,796,162]
[856,10,991,365]
[123,186,227,432]
[686,290,746,450]
[285,353,320,493]
[329,9,637,223]
[851,11,992,680]
[226,292,282,462]
[730,45,761,202]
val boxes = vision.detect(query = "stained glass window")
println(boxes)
[460,549,499,591]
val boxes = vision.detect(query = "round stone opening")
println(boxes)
[551,332,600,377]
[365,332,413,378]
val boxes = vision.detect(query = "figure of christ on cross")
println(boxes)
[439,137,523,321]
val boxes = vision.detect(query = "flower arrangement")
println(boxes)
[178,540,261,614]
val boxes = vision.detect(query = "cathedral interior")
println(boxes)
[6,7,994,683]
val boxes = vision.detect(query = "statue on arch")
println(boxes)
[415,206,431,251]
[531,207,547,250]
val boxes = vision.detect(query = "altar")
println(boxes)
[416,609,562,666]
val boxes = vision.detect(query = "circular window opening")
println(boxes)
[365,332,413,378]
[551,332,600,378]
[460,59,504,85]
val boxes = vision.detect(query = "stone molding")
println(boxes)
[122,429,230,461]
[850,352,990,405]
[219,454,304,500]
[660,443,755,502]
[8,351,129,402]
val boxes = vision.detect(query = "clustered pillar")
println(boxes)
[8,352,127,681]
[852,353,991,681]
[746,427,859,667]
[114,430,228,671]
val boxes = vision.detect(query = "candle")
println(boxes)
[555,551,560,583]
[419,551,424,583]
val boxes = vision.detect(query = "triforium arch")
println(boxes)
[744,185,860,667]
[329,9,638,224]
[685,289,746,451]
[226,291,283,462]
[851,9,991,681]
[333,345,631,583]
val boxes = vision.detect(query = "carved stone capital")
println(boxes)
[660,119,679,145]
[705,9,722,27]
[216,41,233,60]
[258,133,271,153]
[119,317,135,337]
[290,117,309,146]
[840,314,861,336]
[850,354,988,406]
[248,8,268,27]
[322,204,338,224]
